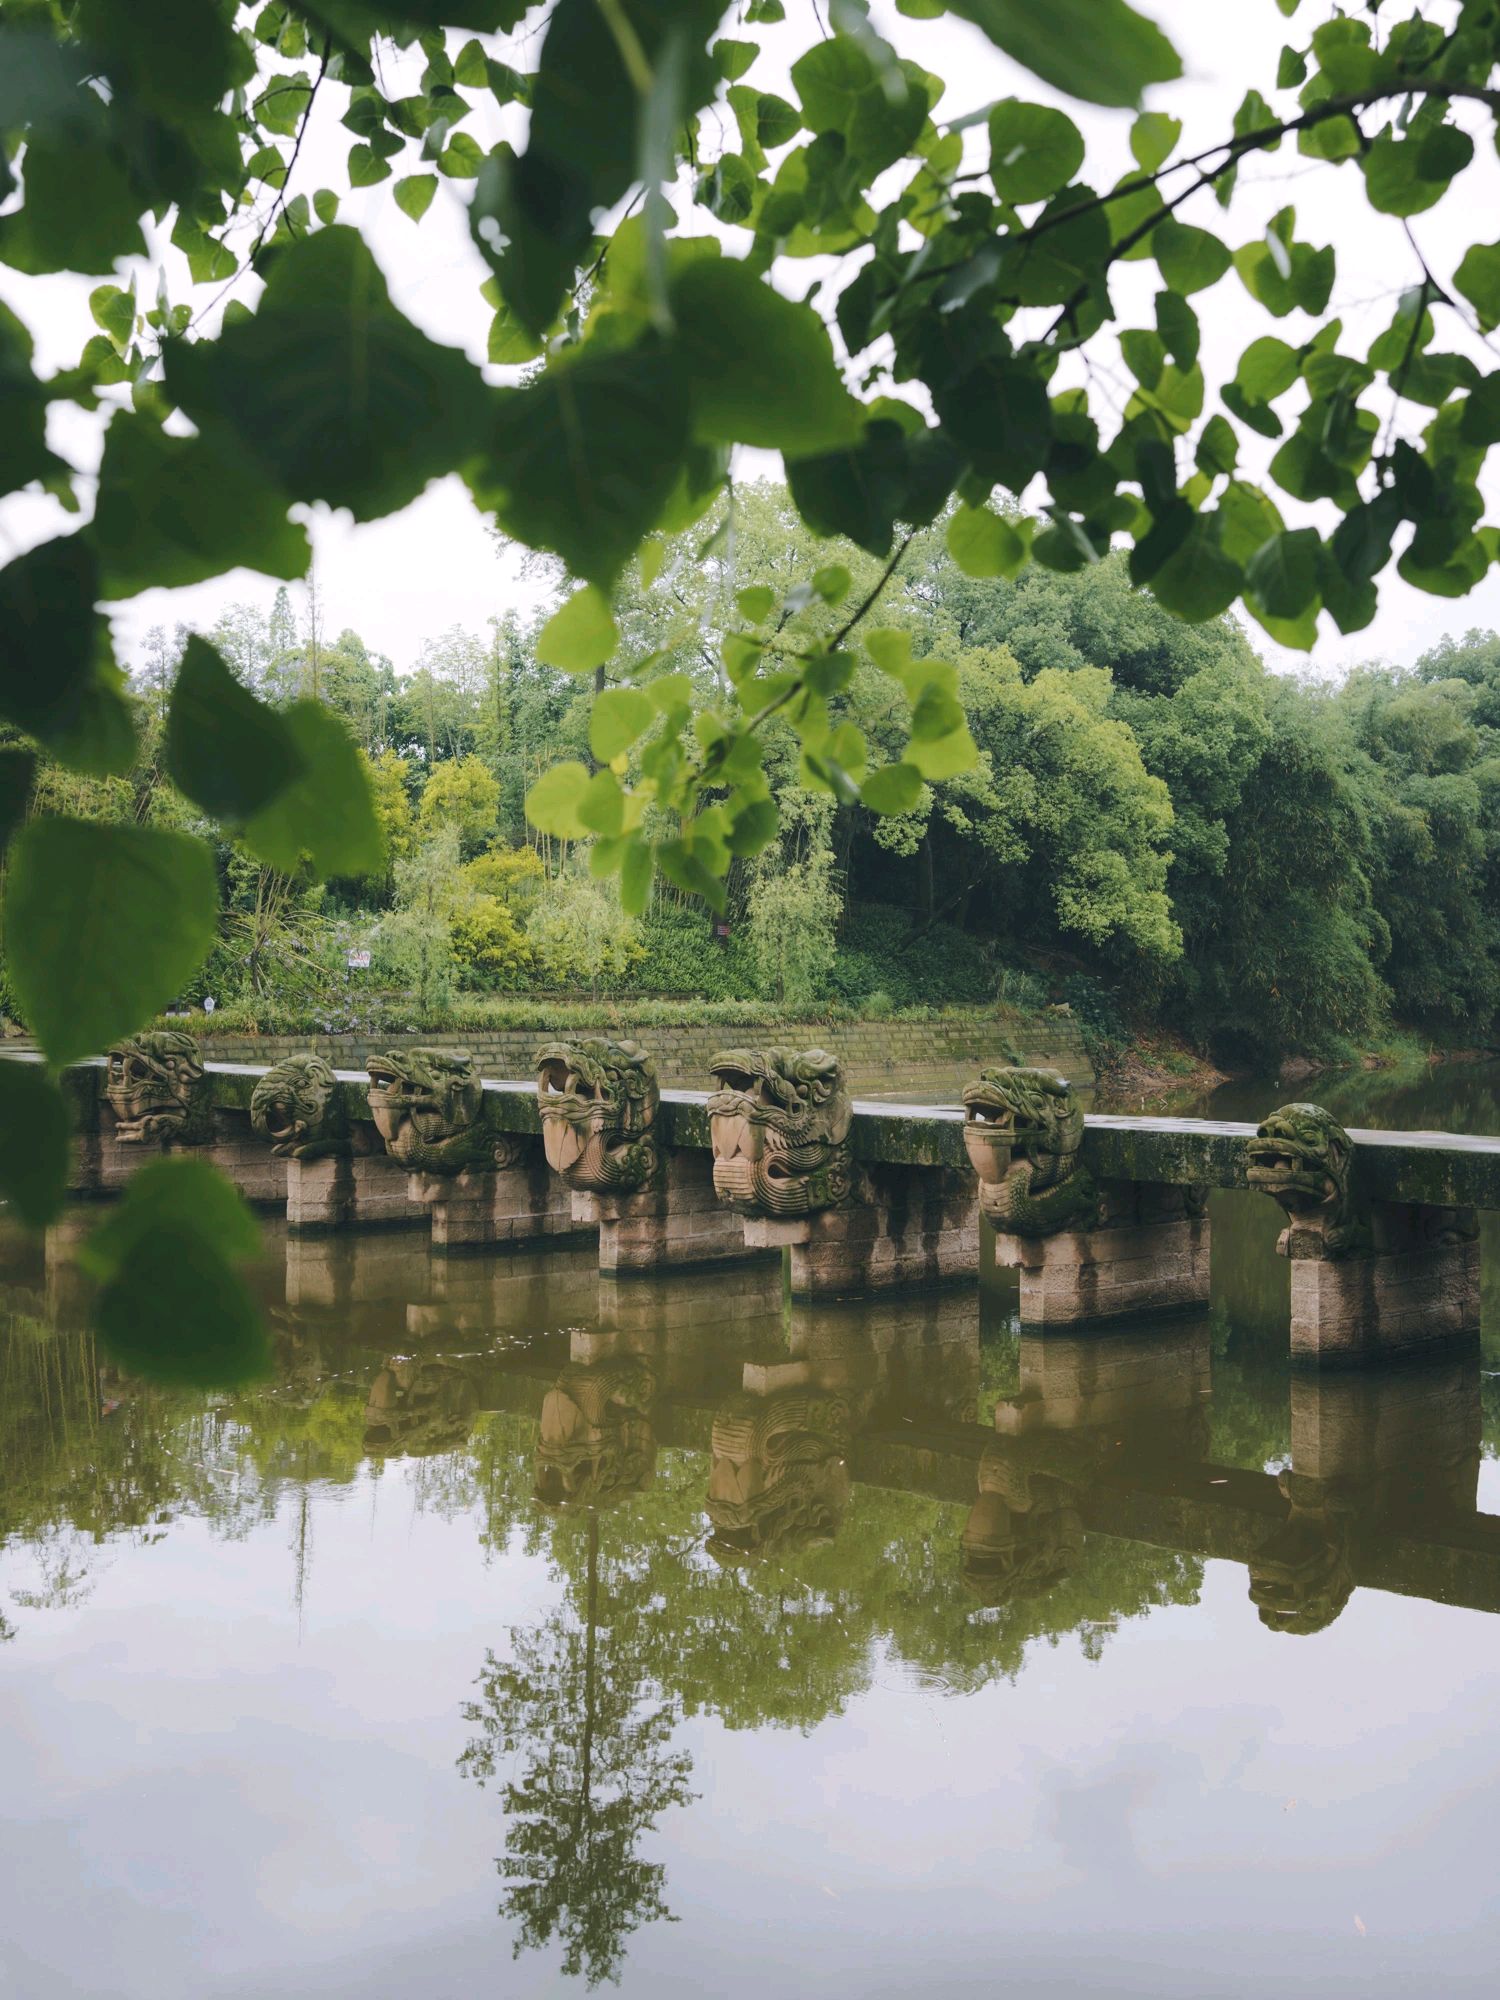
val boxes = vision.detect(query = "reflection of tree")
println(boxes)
[460,1511,695,1989]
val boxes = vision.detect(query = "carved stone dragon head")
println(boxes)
[363,1356,478,1456]
[367,1047,500,1174]
[961,1063,1093,1235]
[533,1356,657,1508]
[707,1046,853,1217]
[250,1052,348,1160]
[535,1037,659,1195]
[1246,1102,1363,1257]
[705,1386,853,1561]
[959,1452,1083,1605]
[1247,1471,1355,1635]
[105,1030,212,1144]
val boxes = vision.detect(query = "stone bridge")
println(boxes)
[23,1040,1500,1363]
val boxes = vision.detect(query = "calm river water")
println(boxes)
[4,1064,1500,1997]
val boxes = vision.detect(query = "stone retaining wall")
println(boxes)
[194,1013,1092,1098]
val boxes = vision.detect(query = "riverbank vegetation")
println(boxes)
[10,485,1499,1072]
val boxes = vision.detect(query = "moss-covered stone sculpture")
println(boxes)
[536,1037,660,1195]
[707,1046,853,1217]
[249,1052,349,1160]
[105,1031,212,1144]
[961,1063,1097,1235]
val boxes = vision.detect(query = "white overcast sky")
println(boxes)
[0,0,1497,678]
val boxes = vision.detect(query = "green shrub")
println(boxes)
[828,904,997,1008]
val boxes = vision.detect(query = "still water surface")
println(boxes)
[4,1065,1500,1997]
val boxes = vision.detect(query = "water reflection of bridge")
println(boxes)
[16,1224,1500,1631]
[276,1230,1500,1633]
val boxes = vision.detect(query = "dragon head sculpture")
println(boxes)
[367,1047,504,1175]
[363,1356,478,1456]
[705,1386,853,1561]
[961,1063,1095,1235]
[1246,1102,1364,1257]
[707,1046,853,1217]
[250,1052,349,1160]
[105,1031,212,1144]
[959,1452,1082,1605]
[1247,1471,1355,1635]
[534,1356,657,1508]
[535,1037,660,1195]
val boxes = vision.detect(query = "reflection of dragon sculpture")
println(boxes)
[534,1357,657,1507]
[363,1356,478,1456]
[368,1047,513,1175]
[1247,1470,1355,1635]
[105,1031,213,1144]
[1246,1102,1366,1258]
[962,1064,1096,1235]
[706,1386,854,1560]
[536,1038,660,1195]
[959,1450,1083,1606]
[250,1053,349,1160]
[708,1047,853,1217]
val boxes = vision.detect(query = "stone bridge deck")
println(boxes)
[199,1062,1500,1208]
[24,1054,1500,1354]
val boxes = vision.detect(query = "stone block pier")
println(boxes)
[17,1037,1500,1364]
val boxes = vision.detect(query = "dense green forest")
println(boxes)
[12,484,1500,1066]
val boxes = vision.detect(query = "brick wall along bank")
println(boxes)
[194,1015,1093,1098]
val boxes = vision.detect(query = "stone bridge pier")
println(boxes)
[962,1064,1210,1326]
[1246,1102,1481,1363]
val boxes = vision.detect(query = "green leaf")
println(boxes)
[395,172,439,220]
[1455,241,1500,334]
[0,1062,69,1227]
[669,257,863,456]
[620,837,653,914]
[536,586,619,673]
[736,585,776,623]
[166,228,491,523]
[526,760,592,840]
[861,761,924,813]
[987,99,1085,203]
[948,504,1027,579]
[3,819,218,1066]
[92,412,309,599]
[812,564,851,603]
[1235,335,1300,402]
[440,131,484,178]
[165,637,304,822]
[727,795,778,856]
[1155,291,1199,370]
[0,746,36,856]
[1152,219,1231,295]
[469,346,691,589]
[1362,128,1473,219]
[1195,414,1238,478]
[1130,112,1181,173]
[81,1158,269,1389]
[757,91,801,149]
[947,0,1181,108]
[786,423,961,556]
[1245,527,1321,618]
[577,768,625,836]
[89,283,136,352]
[590,687,656,762]
[1141,515,1243,621]
[348,141,394,186]
[0,536,107,755]
[714,37,757,80]
[241,701,385,879]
